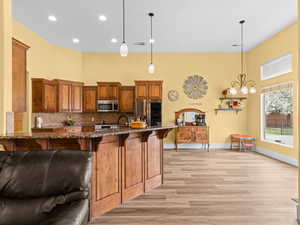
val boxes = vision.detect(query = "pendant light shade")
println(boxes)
[120,0,128,57]
[148,64,155,74]
[120,43,128,57]
[148,13,155,74]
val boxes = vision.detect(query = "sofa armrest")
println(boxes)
[39,199,89,225]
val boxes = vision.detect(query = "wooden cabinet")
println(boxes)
[175,108,209,150]
[135,81,148,99]
[176,126,194,143]
[135,81,163,100]
[119,86,135,113]
[56,80,71,112]
[149,82,163,99]
[83,86,97,112]
[71,83,83,112]
[32,78,57,113]
[97,82,121,100]
[176,126,209,149]
[54,80,83,112]
[12,39,30,113]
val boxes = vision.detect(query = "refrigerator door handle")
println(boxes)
[147,102,151,125]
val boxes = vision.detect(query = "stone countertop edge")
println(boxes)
[0,125,177,140]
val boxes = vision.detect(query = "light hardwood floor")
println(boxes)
[90,149,298,225]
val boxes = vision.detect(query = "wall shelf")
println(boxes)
[214,108,242,114]
[219,97,247,102]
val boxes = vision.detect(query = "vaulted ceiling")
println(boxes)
[12,0,297,52]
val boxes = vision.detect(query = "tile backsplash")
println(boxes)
[32,112,134,128]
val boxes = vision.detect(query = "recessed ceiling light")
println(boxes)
[48,15,57,22]
[111,38,118,43]
[99,15,107,22]
[72,38,80,44]
[149,38,155,44]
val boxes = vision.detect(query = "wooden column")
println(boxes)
[0,0,12,133]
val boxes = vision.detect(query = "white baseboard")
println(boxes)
[254,147,298,167]
[164,143,230,150]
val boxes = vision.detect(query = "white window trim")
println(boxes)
[260,87,294,148]
[260,53,293,81]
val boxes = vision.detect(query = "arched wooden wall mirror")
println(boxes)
[175,108,206,126]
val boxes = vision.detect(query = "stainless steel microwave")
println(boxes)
[97,100,119,112]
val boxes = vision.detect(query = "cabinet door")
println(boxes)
[122,134,144,202]
[97,85,112,100]
[58,83,71,112]
[149,83,162,100]
[12,39,29,113]
[119,86,135,113]
[176,127,193,143]
[71,84,83,112]
[44,83,57,112]
[111,85,119,100]
[92,136,122,217]
[83,87,97,112]
[135,83,148,99]
[194,127,208,143]
[145,134,162,191]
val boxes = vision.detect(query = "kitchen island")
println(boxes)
[0,125,175,218]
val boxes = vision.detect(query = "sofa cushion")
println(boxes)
[0,150,92,198]
[0,197,89,225]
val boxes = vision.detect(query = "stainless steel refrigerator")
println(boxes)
[136,99,162,126]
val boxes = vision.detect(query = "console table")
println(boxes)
[175,108,209,151]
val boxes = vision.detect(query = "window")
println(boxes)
[261,83,293,147]
[261,53,292,80]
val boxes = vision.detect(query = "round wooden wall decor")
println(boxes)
[168,90,179,101]
[183,75,208,99]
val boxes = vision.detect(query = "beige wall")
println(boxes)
[82,52,248,144]
[247,22,298,159]
[12,20,83,130]
[10,18,299,152]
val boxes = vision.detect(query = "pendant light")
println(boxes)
[148,13,155,74]
[229,20,256,95]
[120,0,128,57]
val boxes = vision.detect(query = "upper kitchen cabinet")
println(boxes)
[71,82,84,112]
[148,81,163,100]
[12,38,30,113]
[83,86,97,112]
[119,86,135,113]
[135,81,163,100]
[135,81,148,99]
[54,80,84,113]
[32,78,57,113]
[97,82,121,100]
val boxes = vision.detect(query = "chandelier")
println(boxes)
[229,20,256,95]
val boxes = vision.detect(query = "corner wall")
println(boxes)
[246,22,298,159]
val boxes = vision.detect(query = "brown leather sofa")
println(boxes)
[0,150,92,225]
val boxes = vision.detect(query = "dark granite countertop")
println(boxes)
[0,124,177,140]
